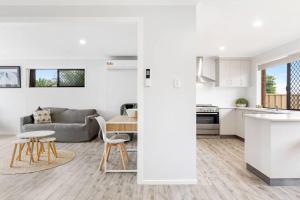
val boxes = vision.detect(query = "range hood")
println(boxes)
[196,56,216,83]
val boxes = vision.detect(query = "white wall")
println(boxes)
[196,84,247,107]
[0,6,197,184]
[0,59,137,135]
[248,38,300,107]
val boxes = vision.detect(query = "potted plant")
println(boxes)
[235,98,249,107]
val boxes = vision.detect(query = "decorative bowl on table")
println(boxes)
[126,109,137,118]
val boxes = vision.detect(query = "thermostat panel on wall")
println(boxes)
[145,69,151,87]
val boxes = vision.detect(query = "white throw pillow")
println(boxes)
[33,109,52,124]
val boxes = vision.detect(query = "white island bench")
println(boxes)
[245,114,300,186]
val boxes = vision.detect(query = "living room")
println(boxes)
[0,20,140,170]
[0,21,137,134]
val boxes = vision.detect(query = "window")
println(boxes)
[261,60,300,110]
[261,64,287,109]
[287,60,300,110]
[29,69,85,88]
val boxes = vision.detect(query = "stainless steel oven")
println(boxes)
[196,104,219,135]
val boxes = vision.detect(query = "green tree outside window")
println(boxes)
[266,75,276,94]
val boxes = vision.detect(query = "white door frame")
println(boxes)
[0,17,145,184]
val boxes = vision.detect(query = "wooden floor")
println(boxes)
[1,136,300,200]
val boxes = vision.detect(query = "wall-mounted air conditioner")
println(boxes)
[106,60,137,70]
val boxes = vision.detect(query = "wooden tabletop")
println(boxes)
[106,115,137,124]
[106,115,137,132]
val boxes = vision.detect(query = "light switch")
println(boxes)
[173,79,181,88]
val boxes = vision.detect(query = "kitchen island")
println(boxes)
[244,114,300,186]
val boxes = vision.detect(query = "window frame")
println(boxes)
[261,62,300,111]
[29,68,85,88]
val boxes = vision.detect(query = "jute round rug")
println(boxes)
[0,150,75,175]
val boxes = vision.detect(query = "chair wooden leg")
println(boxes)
[10,144,17,168]
[52,142,58,158]
[106,144,112,161]
[47,142,51,164]
[119,144,126,163]
[121,144,129,164]
[118,144,126,170]
[27,142,34,164]
[99,143,108,171]
[123,144,129,162]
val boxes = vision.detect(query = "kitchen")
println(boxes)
[196,54,300,186]
[196,56,292,139]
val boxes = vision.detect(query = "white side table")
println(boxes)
[17,131,55,161]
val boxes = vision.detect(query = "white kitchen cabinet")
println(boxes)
[236,109,244,138]
[220,108,285,139]
[219,109,236,135]
[236,110,256,138]
[230,60,241,86]
[217,60,231,86]
[216,58,251,87]
[240,60,251,87]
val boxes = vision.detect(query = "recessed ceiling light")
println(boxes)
[79,39,86,45]
[219,46,225,51]
[253,20,263,27]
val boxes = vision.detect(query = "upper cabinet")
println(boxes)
[215,58,251,87]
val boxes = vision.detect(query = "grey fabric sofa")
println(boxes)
[20,107,100,142]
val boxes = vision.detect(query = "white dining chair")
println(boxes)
[95,116,130,172]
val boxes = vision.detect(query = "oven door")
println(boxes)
[196,112,219,134]
[196,112,219,124]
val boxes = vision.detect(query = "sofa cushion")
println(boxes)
[33,109,52,124]
[54,123,86,129]
[48,108,96,123]
[23,123,55,131]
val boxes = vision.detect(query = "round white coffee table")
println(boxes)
[17,130,55,139]
[17,131,55,161]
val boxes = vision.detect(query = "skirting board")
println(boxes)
[246,163,300,186]
[220,135,244,142]
[141,179,197,185]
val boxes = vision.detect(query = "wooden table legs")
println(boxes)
[10,140,34,167]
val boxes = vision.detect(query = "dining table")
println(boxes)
[105,115,138,173]
[106,115,138,133]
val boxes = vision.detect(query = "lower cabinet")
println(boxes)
[220,109,261,139]
[219,109,236,135]
[236,110,245,138]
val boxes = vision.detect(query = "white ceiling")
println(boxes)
[0,0,199,6]
[196,0,300,57]
[0,22,137,59]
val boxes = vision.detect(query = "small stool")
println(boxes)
[38,137,57,163]
[10,139,34,167]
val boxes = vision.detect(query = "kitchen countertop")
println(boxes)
[218,107,297,114]
[244,113,300,122]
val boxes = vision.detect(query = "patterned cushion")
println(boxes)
[33,109,52,124]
